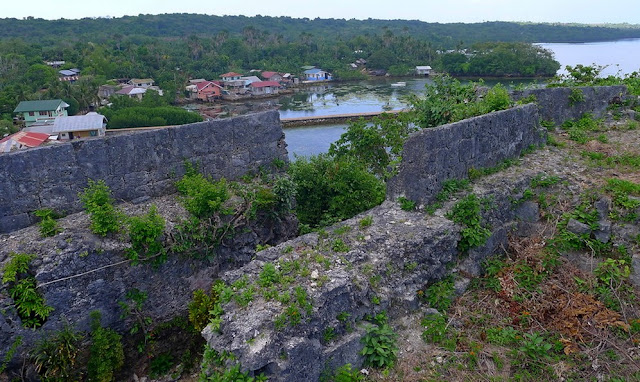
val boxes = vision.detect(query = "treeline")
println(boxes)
[438,43,560,77]
[100,92,203,128]
[1,15,639,46]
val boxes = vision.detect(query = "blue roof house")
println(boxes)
[303,68,333,82]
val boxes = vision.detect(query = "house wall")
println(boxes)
[0,111,288,233]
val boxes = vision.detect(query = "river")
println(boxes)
[283,39,640,159]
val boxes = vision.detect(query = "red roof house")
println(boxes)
[250,81,281,96]
[220,72,243,81]
[261,71,283,82]
[195,81,223,101]
[0,131,50,153]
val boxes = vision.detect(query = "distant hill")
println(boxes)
[1,14,639,47]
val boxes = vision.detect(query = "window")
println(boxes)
[28,111,35,116]
[89,130,97,136]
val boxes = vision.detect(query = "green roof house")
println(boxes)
[13,99,69,127]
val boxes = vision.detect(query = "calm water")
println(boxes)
[284,124,347,160]
[538,38,640,77]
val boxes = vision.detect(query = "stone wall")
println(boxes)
[511,85,627,126]
[0,111,287,233]
[387,104,545,205]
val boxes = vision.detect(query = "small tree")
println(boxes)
[79,180,122,236]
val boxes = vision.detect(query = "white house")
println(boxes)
[415,66,432,76]
[52,112,107,140]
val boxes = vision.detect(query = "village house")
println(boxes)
[219,72,243,82]
[52,112,107,140]
[45,60,66,68]
[415,65,432,76]
[0,131,50,153]
[250,81,280,96]
[303,68,333,82]
[189,80,223,101]
[116,85,147,100]
[241,76,262,85]
[58,68,81,83]
[98,85,118,102]
[220,72,248,93]
[13,99,69,127]
[129,78,155,88]
[261,71,283,82]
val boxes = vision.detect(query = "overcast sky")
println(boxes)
[3,0,640,24]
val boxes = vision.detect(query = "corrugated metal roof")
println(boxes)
[52,113,106,133]
[130,78,153,84]
[116,86,146,95]
[14,99,69,113]
[251,81,281,88]
[220,72,243,78]
[0,131,50,152]
[304,69,324,74]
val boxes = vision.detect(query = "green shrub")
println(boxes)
[331,238,350,253]
[358,215,373,228]
[446,194,492,252]
[360,323,398,368]
[288,154,385,228]
[188,280,225,332]
[79,179,122,236]
[424,277,456,312]
[398,197,416,211]
[149,353,174,378]
[2,253,53,328]
[421,314,457,350]
[87,311,124,382]
[34,208,62,237]
[592,258,633,311]
[126,205,166,264]
[329,114,416,177]
[31,325,82,382]
[568,88,585,106]
[481,83,512,112]
[176,165,230,218]
[258,263,281,288]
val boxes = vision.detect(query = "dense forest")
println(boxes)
[2,15,640,45]
[0,14,637,127]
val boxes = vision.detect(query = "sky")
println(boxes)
[3,0,640,24]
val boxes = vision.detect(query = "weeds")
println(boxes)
[2,253,53,328]
[446,194,492,252]
[361,323,398,368]
[88,311,124,382]
[79,179,122,236]
[35,208,62,237]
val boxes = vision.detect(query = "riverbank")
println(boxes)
[281,109,404,127]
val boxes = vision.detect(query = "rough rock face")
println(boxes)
[0,111,287,233]
[0,195,298,374]
[203,169,540,381]
[387,104,545,205]
[511,85,627,126]
[203,202,460,380]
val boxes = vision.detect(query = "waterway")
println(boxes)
[538,38,640,77]
[284,39,640,159]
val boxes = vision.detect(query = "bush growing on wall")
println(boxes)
[288,154,385,229]
[79,180,122,236]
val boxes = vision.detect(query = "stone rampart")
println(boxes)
[0,111,287,233]
[512,85,627,125]
[387,104,545,205]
